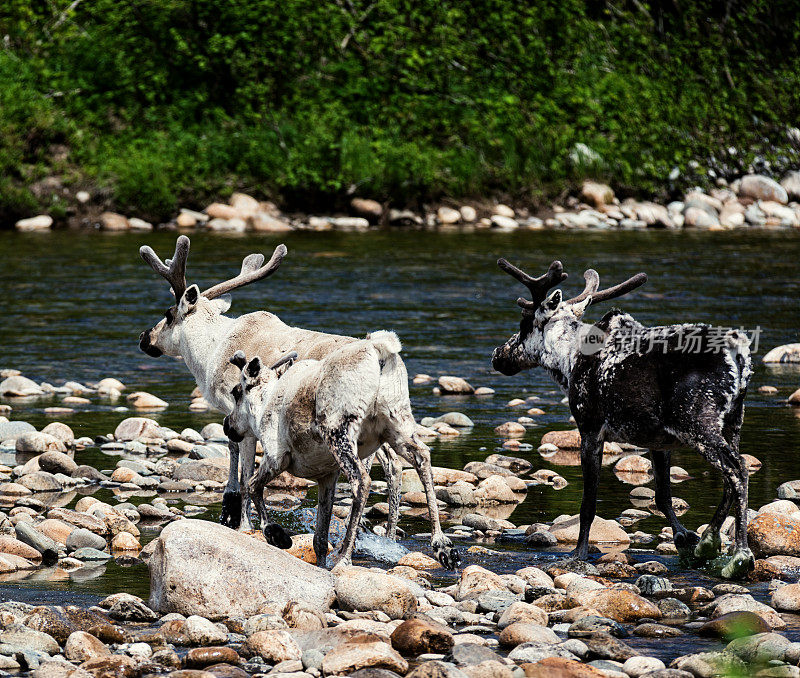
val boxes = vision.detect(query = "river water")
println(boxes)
[1,229,800,659]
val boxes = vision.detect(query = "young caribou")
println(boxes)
[492,259,754,579]
[138,236,460,568]
[223,332,415,568]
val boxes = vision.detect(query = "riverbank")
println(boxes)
[3,367,800,677]
[11,172,800,235]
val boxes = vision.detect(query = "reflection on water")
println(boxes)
[2,229,800,623]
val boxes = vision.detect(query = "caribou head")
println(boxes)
[138,236,287,358]
[222,350,297,442]
[491,258,646,378]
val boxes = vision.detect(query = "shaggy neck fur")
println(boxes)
[526,315,585,392]
[178,311,235,400]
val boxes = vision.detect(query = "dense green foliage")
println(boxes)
[1,0,799,221]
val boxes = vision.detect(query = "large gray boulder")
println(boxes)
[147,519,334,619]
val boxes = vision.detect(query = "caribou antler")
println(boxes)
[497,259,568,311]
[201,244,288,300]
[567,270,647,305]
[565,269,600,304]
[140,235,190,300]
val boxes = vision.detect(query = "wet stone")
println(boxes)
[657,598,691,620]
[698,611,772,639]
[633,623,684,638]
[636,575,672,595]
[568,616,629,638]
[446,643,503,666]
[185,647,240,668]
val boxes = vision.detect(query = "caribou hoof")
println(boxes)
[694,533,722,561]
[721,549,755,580]
[220,491,242,529]
[434,544,462,570]
[675,530,700,556]
[262,522,293,549]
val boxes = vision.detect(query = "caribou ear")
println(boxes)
[185,285,199,304]
[545,289,562,310]
[229,351,247,369]
[246,357,262,378]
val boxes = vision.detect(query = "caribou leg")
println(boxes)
[377,444,402,539]
[651,449,699,554]
[694,482,733,560]
[690,428,753,578]
[314,473,337,568]
[237,435,257,531]
[246,441,293,549]
[572,431,604,561]
[325,423,370,568]
[388,422,460,569]
[220,439,242,528]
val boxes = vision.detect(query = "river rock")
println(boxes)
[455,565,507,601]
[0,376,44,397]
[99,211,129,231]
[771,583,800,612]
[0,420,36,442]
[684,206,719,228]
[780,171,800,201]
[185,616,227,645]
[615,455,652,474]
[437,207,461,224]
[19,471,63,492]
[185,646,240,668]
[80,655,137,677]
[711,593,785,630]
[16,432,65,454]
[581,589,661,623]
[0,623,59,654]
[0,481,31,496]
[66,529,106,552]
[726,631,793,664]
[473,475,517,503]
[698,611,772,640]
[738,174,788,204]
[436,481,477,506]
[507,641,580,664]
[334,566,417,619]
[111,532,140,551]
[499,622,559,647]
[38,451,77,475]
[764,343,800,364]
[114,417,161,441]
[127,391,168,409]
[322,639,408,675]
[0,536,42,562]
[581,181,614,207]
[491,214,518,229]
[64,631,110,661]
[671,651,745,677]
[549,515,630,544]
[148,520,335,618]
[15,215,53,231]
[748,513,800,557]
[390,618,454,655]
[174,459,228,484]
[438,376,474,394]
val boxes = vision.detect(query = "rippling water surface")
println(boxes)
[2,229,800,658]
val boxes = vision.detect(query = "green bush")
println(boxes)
[1,0,799,221]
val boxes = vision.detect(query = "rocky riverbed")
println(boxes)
[3,363,800,678]
[11,172,800,235]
